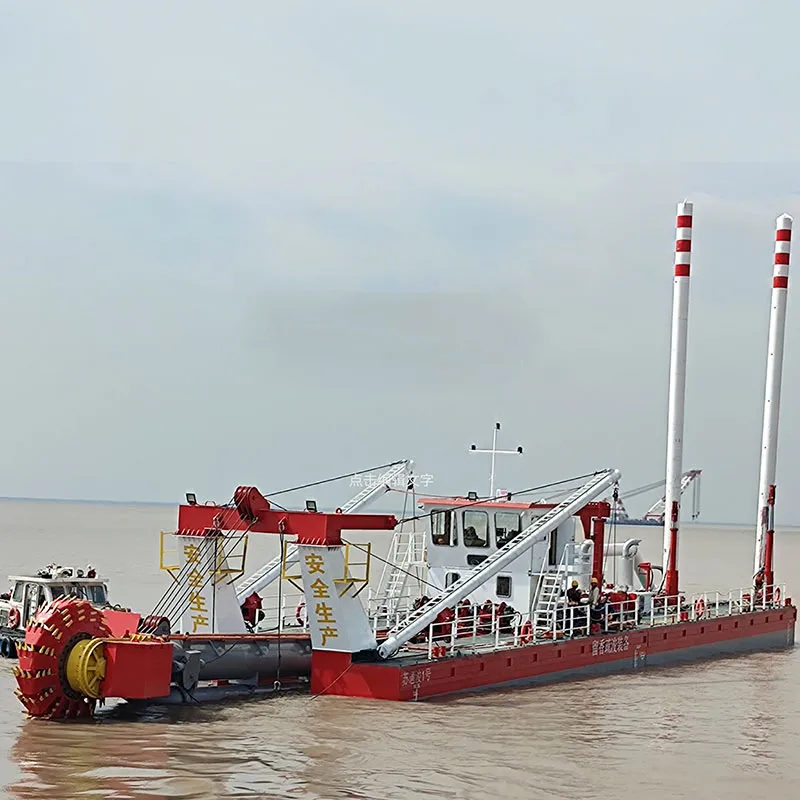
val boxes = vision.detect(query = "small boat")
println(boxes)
[0,564,113,658]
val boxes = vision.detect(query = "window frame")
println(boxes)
[462,509,490,548]
[494,511,522,548]
[431,509,457,546]
[445,572,461,587]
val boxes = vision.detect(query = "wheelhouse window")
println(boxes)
[495,511,522,547]
[496,575,512,598]
[85,585,107,605]
[446,572,460,587]
[50,586,65,599]
[462,510,489,548]
[12,582,23,603]
[431,509,457,546]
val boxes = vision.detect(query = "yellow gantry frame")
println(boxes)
[281,540,371,597]
[158,531,248,585]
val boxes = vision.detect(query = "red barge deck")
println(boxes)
[313,605,796,702]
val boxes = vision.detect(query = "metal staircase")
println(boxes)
[235,460,412,604]
[377,468,622,659]
[373,525,426,617]
[530,549,569,634]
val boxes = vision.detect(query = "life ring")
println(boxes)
[295,601,307,627]
[7,606,20,629]
[694,598,705,619]
[520,619,533,644]
[774,587,781,606]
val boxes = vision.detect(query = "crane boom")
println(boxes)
[644,469,702,522]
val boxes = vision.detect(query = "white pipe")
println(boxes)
[377,468,622,659]
[602,539,641,588]
[663,201,693,597]
[754,214,793,576]
[577,540,594,588]
[603,539,641,558]
[631,549,658,591]
[622,538,640,559]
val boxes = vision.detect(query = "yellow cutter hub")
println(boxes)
[65,638,107,699]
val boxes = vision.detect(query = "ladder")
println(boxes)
[530,549,570,633]
[374,525,426,616]
[377,468,621,659]
[235,460,412,603]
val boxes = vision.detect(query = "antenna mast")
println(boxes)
[469,422,523,497]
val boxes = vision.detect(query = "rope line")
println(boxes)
[142,501,254,634]
[263,459,407,498]
[145,499,240,622]
[395,470,609,525]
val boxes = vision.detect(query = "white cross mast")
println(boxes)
[469,422,524,498]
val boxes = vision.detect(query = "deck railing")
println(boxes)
[401,583,789,659]
[243,583,788,651]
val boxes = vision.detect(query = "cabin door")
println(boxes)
[24,584,43,625]
[547,528,559,567]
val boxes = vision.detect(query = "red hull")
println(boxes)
[311,606,797,701]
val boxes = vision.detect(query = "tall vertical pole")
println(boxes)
[754,213,792,597]
[490,422,499,497]
[663,201,693,600]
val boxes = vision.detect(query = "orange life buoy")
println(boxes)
[694,598,705,619]
[7,606,20,628]
[520,619,533,644]
[296,601,307,627]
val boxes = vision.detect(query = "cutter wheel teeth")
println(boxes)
[13,598,111,720]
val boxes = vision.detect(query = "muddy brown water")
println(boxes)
[1,499,799,799]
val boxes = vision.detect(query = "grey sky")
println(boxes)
[1,2,800,523]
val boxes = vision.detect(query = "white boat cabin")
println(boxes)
[0,566,109,630]
[419,495,603,614]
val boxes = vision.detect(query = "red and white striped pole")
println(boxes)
[662,201,693,600]
[754,213,792,596]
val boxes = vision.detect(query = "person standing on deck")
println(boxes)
[566,581,583,604]
[589,577,601,606]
